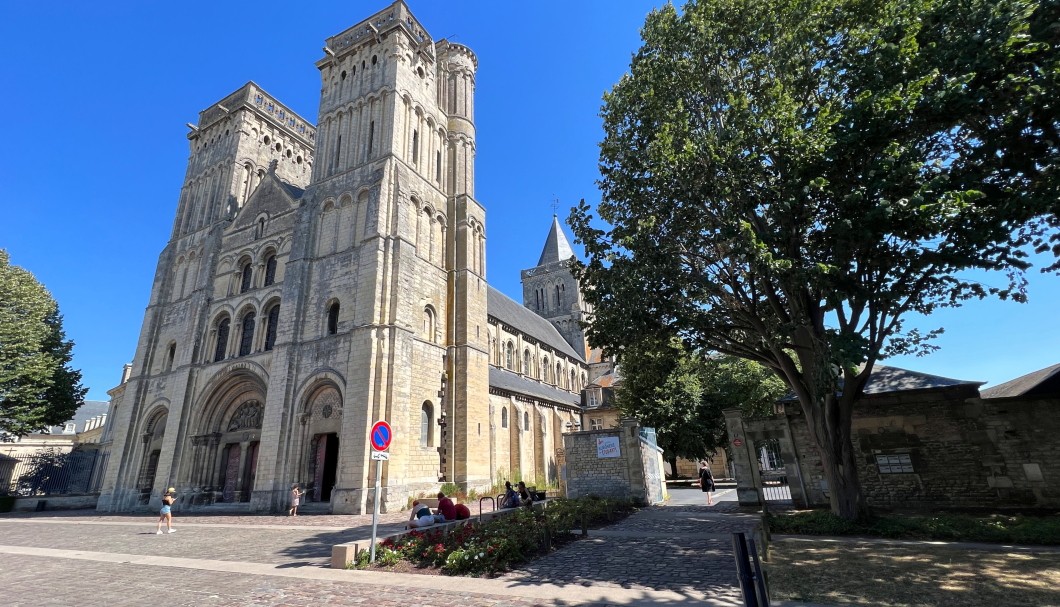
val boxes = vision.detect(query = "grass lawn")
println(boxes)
[767,538,1060,607]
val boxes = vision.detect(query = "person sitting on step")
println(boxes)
[407,500,435,529]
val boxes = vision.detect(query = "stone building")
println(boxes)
[726,364,1060,510]
[97,1,585,514]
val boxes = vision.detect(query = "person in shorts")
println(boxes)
[156,488,177,534]
[288,483,304,517]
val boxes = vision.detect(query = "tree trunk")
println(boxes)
[667,454,679,479]
[800,391,869,520]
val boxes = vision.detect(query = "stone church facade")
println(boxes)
[98,1,589,514]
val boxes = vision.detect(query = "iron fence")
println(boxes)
[0,449,109,496]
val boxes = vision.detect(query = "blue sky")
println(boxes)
[1,1,1057,401]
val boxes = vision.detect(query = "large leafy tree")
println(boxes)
[615,337,786,477]
[571,0,1058,519]
[0,250,86,437]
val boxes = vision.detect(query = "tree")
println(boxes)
[571,0,1058,519]
[615,337,786,477]
[0,250,86,437]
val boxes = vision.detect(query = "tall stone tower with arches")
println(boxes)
[521,215,592,360]
[98,1,512,515]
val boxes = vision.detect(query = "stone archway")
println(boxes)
[135,409,168,504]
[186,371,266,503]
[295,384,342,503]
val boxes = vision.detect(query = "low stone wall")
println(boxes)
[10,494,99,512]
[728,387,1060,511]
[560,420,665,504]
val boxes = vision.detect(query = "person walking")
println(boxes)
[156,488,177,534]
[699,461,716,506]
[288,483,304,517]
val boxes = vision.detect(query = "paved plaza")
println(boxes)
[0,487,817,607]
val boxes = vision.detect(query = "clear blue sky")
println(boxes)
[0,1,1057,401]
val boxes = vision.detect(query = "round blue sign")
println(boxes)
[370,420,392,451]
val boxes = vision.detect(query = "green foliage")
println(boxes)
[0,250,86,438]
[355,496,637,576]
[767,510,1060,545]
[570,0,1058,520]
[439,482,460,497]
[616,337,786,466]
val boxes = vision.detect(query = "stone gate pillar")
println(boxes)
[723,408,763,507]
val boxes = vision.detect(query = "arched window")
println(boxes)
[164,343,176,372]
[240,263,252,293]
[555,284,561,308]
[420,401,433,447]
[264,255,277,286]
[239,312,256,356]
[542,356,549,381]
[213,318,230,362]
[570,369,577,391]
[522,349,530,375]
[501,407,508,428]
[327,302,339,335]
[412,129,419,164]
[423,306,436,343]
[264,304,280,351]
[523,411,530,431]
[505,342,514,370]
[556,363,563,387]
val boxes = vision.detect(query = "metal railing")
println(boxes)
[0,450,109,496]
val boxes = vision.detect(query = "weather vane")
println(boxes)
[551,196,559,216]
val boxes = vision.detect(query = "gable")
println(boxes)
[231,172,302,231]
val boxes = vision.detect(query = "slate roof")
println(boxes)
[489,367,581,407]
[980,363,1060,399]
[536,215,576,267]
[487,285,583,362]
[859,365,982,395]
[43,400,109,435]
[780,365,981,400]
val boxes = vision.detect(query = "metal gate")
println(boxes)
[754,438,791,502]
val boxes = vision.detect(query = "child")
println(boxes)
[288,483,304,516]
[156,488,177,534]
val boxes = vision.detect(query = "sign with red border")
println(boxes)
[370,420,392,451]
[732,437,744,448]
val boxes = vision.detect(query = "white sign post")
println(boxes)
[368,421,392,564]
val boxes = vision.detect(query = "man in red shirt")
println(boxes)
[437,491,457,522]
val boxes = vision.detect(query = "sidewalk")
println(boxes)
[0,505,842,607]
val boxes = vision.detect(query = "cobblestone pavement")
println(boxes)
[498,505,762,603]
[0,554,558,607]
[0,496,774,606]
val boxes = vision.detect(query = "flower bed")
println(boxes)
[350,496,636,576]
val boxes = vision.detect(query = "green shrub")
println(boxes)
[356,496,637,576]
[439,482,460,497]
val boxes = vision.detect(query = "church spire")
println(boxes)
[536,215,575,267]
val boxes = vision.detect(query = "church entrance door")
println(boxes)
[312,433,339,502]
[240,441,259,502]
[221,444,241,502]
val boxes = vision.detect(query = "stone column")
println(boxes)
[723,409,763,507]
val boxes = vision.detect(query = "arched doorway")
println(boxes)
[299,385,342,503]
[136,409,168,504]
[187,372,266,503]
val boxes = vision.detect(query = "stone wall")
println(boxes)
[561,420,665,504]
[732,387,1060,510]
